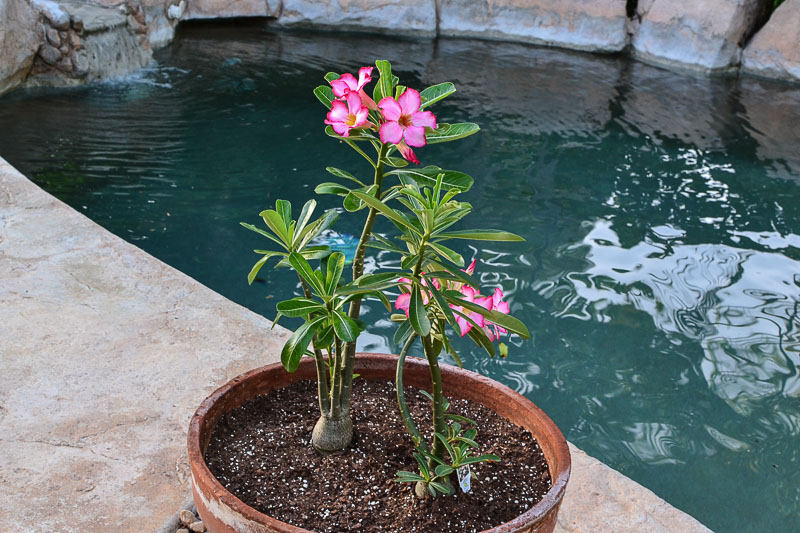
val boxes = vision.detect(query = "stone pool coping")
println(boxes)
[0,156,712,532]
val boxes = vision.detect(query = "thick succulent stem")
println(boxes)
[311,412,353,453]
[396,333,424,449]
[422,334,448,463]
[340,143,389,413]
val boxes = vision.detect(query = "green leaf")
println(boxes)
[315,182,351,196]
[461,454,501,465]
[389,166,473,191]
[351,190,418,233]
[465,316,496,357]
[434,464,454,478]
[426,123,480,144]
[393,319,414,346]
[324,252,346,293]
[373,59,393,103]
[259,209,290,245]
[313,85,335,109]
[325,167,366,186]
[343,184,377,212]
[396,471,426,483]
[332,309,360,342]
[246,251,284,284]
[281,316,326,372]
[324,125,377,142]
[276,298,325,317]
[429,259,479,289]
[315,324,334,349]
[324,72,339,83]
[367,233,404,253]
[419,82,456,109]
[383,156,408,168]
[429,481,453,496]
[296,210,338,251]
[240,222,285,249]
[294,199,317,241]
[409,285,431,336]
[288,252,325,296]
[428,242,464,267]
[422,274,456,327]
[355,272,400,287]
[435,229,525,241]
[454,298,530,339]
[435,432,458,462]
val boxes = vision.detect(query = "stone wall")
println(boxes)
[1,0,799,95]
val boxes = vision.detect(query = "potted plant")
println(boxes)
[187,60,570,532]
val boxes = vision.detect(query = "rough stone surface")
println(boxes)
[30,0,70,28]
[632,0,762,72]
[0,0,41,95]
[0,156,711,532]
[439,0,629,52]
[742,0,800,82]
[185,0,279,20]
[278,0,437,36]
[37,43,62,65]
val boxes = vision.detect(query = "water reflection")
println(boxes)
[551,218,800,433]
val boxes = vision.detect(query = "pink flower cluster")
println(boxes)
[324,67,437,164]
[394,260,511,342]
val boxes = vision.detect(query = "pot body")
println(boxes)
[187,353,571,533]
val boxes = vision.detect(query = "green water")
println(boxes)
[1,23,799,532]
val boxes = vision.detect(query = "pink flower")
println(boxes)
[324,92,369,137]
[330,67,378,110]
[378,89,436,163]
[394,275,439,318]
[452,286,486,337]
[464,259,476,276]
[484,287,510,341]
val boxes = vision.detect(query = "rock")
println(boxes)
[67,3,128,32]
[179,509,196,526]
[742,0,800,82]
[177,529,189,533]
[188,521,206,533]
[0,0,42,94]
[167,0,185,20]
[70,49,88,77]
[69,33,83,50]
[55,55,73,72]
[37,43,62,65]
[72,15,84,31]
[439,0,628,52]
[46,27,61,47]
[30,0,71,29]
[631,0,763,72]
[59,43,69,55]
[276,0,435,35]
[185,0,279,19]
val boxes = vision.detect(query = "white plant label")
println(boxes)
[457,465,471,493]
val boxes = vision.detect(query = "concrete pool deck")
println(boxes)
[0,156,712,532]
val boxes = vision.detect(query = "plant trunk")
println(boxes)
[311,412,353,453]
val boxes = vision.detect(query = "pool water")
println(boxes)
[2,22,799,532]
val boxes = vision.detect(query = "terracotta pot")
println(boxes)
[188,353,571,533]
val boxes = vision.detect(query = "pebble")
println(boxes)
[188,520,206,532]
[37,44,61,65]
[46,28,61,47]
[179,509,196,526]
[177,530,189,533]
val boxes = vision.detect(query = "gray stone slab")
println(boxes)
[0,156,710,532]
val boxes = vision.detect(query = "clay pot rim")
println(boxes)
[188,352,570,533]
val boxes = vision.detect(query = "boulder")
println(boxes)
[0,0,42,94]
[185,0,280,20]
[742,0,800,82]
[632,0,763,72]
[439,0,628,53]
[278,0,437,36]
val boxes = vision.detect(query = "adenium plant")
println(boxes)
[243,60,530,498]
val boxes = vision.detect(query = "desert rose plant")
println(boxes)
[243,60,530,496]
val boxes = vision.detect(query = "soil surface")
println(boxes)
[205,379,552,532]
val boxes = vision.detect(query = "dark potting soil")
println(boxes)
[205,379,552,533]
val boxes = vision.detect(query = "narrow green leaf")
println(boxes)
[332,309,360,342]
[426,123,480,144]
[324,125,377,141]
[313,85,335,109]
[351,190,418,233]
[373,59,393,103]
[419,82,456,109]
[294,199,317,242]
[389,165,473,191]
[325,167,366,186]
[454,298,530,339]
[276,298,325,317]
[429,259,479,289]
[435,432,458,462]
[325,252,346,293]
[393,319,414,346]
[281,316,326,372]
[434,464,454,478]
[383,156,409,168]
[435,229,525,241]
[296,210,338,251]
[246,251,284,284]
[409,285,431,336]
[288,252,325,296]
[315,325,334,350]
[356,272,400,286]
[315,182,351,196]
[396,471,426,483]
[259,209,290,245]
[324,72,339,83]
[240,222,286,249]
[428,242,464,267]
[461,454,501,465]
